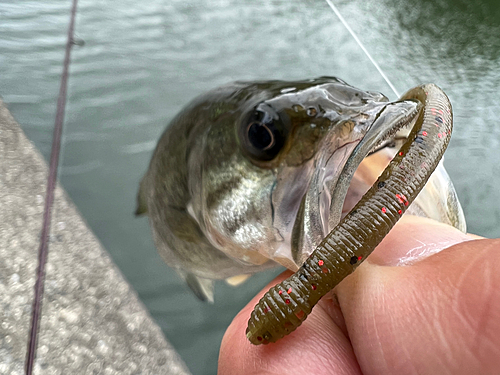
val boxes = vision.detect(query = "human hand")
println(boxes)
[219,216,500,375]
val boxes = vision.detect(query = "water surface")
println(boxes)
[1,0,499,374]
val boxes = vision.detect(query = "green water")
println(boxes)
[1,0,499,374]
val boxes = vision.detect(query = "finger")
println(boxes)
[219,271,362,375]
[219,216,482,375]
[336,235,500,375]
[321,215,475,335]
[367,215,475,266]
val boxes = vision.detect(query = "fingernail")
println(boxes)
[367,216,473,267]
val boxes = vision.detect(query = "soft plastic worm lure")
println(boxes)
[246,84,453,345]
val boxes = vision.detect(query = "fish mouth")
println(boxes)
[291,99,421,265]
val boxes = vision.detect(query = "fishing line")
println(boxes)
[324,0,400,98]
[25,0,78,373]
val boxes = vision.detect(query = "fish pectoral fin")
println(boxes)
[225,274,251,286]
[135,175,149,216]
[135,203,147,216]
[179,271,215,303]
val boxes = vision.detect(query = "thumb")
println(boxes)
[334,216,500,375]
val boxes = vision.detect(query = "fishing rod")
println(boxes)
[25,0,78,373]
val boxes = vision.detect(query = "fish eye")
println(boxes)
[247,121,275,151]
[240,108,286,162]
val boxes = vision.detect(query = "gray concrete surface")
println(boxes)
[0,99,191,374]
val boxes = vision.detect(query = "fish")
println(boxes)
[136,77,465,302]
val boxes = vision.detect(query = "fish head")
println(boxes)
[187,77,420,271]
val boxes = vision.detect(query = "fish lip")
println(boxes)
[327,99,421,231]
[296,99,421,263]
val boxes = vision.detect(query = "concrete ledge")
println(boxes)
[0,99,191,375]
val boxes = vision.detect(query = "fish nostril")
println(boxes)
[306,107,317,117]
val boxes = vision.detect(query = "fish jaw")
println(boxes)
[286,99,421,267]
